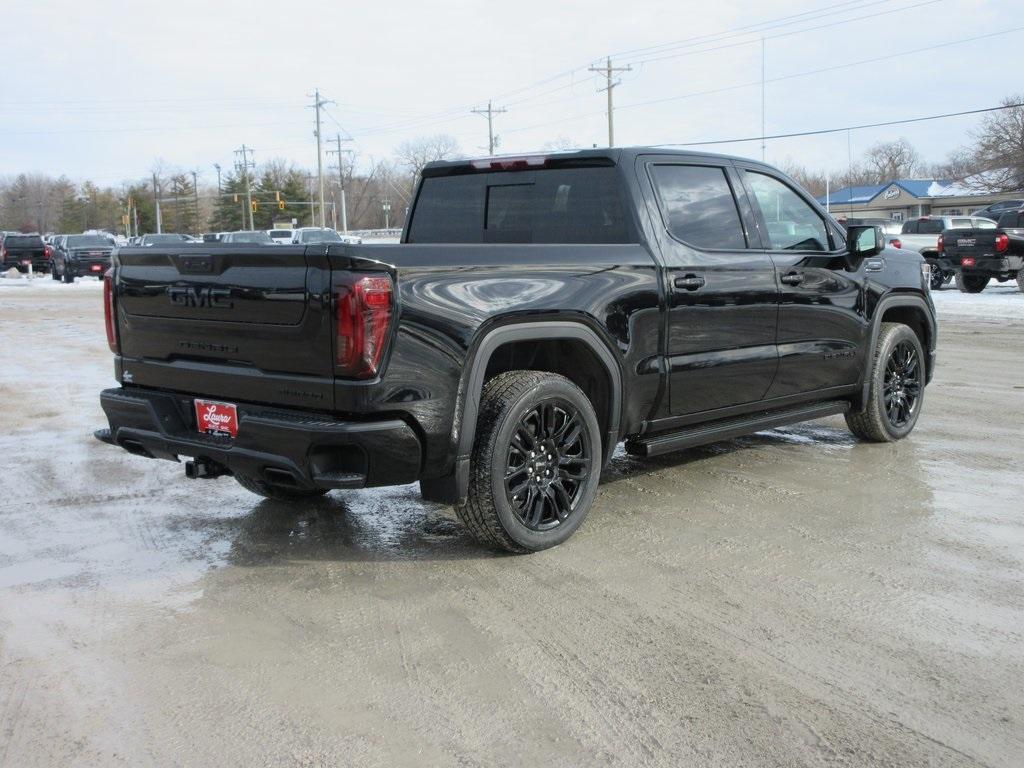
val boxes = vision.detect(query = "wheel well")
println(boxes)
[879,305,930,356]
[483,338,613,455]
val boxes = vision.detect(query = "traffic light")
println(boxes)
[251,201,258,212]
[278,200,285,210]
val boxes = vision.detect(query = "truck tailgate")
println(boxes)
[115,245,336,409]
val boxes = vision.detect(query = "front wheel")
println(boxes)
[957,273,987,293]
[61,265,74,284]
[455,371,601,553]
[846,322,925,442]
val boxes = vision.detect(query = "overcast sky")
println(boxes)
[1,0,1018,186]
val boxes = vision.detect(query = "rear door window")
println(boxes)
[649,164,746,249]
[917,220,944,234]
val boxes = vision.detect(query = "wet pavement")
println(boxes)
[1,279,1022,767]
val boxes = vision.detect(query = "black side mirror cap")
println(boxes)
[845,224,884,269]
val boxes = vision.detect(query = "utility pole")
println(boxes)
[151,173,162,234]
[308,88,335,228]
[471,100,508,155]
[381,196,392,230]
[589,57,631,147]
[191,171,200,234]
[326,133,353,232]
[234,144,255,230]
[213,163,222,194]
[761,38,767,162]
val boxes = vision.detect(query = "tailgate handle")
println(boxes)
[178,255,213,274]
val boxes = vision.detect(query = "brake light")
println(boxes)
[43,244,53,259]
[335,274,393,378]
[891,238,902,249]
[1,247,6,259]
[995,233,1009,253]
[103,270,118,353]
[961,256,977,268]
[470,156,547,170]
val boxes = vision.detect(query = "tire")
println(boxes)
[234,472,328,501]
[61,264,74,284]
[957,273,987,293]
[846,322,925,442]
[50,265,60,281]
[1017,271,1024,293]
[454,370,602,553]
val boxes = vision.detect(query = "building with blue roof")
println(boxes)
[816,177,1021,222]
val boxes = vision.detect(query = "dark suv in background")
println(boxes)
[1,233,48,273]
[50,234,116,282]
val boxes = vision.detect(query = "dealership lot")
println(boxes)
[0,279,1022,767]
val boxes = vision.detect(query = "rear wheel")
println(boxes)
[455,371,601,553]
[846,323,925,442]
[957,273,987,293]
[235,472,328,501]
[1017,271,1024,293]
[50,264,60,280]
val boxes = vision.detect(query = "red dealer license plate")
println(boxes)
[194,399,238,438]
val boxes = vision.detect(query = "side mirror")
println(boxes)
[845,224,884,268]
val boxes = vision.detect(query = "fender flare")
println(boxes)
[862,293,937,405]
[451,321,623,501]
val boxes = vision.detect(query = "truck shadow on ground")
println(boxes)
[213,422,856,565]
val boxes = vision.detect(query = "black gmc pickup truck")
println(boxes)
[939,210,1024,293]
[96,148,937,553]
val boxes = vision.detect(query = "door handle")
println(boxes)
[780,271,804,286]
[674,274,705,291]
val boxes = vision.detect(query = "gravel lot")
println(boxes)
[1,275,1022,767]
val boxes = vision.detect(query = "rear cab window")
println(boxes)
[4,235,43,248]
[407,164,632,244]
[648,164,746,249]
[917,220,944,234]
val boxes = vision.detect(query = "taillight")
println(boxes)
[936,235,942,253]
[43,244,53,259]
[891,238,902,249]
[1,247,6,259]
[335,274,393,378]
[961,256,977,268]
[103,270,118,353]
[995,233,1009,253]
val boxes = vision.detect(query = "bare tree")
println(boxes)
[968,94,1024,191]
[395,134,462,195]
[777,159,828,197]
[864,138,921,182]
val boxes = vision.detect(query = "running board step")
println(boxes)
[625,400,850,458]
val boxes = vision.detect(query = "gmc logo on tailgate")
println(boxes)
[167,285,234,309]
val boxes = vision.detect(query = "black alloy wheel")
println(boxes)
[504,401,592,531]
[883,340,922,429]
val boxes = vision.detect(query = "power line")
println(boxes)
[652,102,1024,148]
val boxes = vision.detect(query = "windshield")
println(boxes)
[229,232,273,244]
[3,235,43,248]
[299,229,343,243]
[66,235,114,248]
[144,234,189,245]
[269,230,291,238]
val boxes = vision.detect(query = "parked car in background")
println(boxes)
[939,211,1024,293]
[887,216,996,290]
[970,199,1024,223]
[50,234,115,282]
[1,233,48,273]
[201,233,222,243]
[220,230,275,245]
[267,228,293,244]
[291,227,362,245]
[139,233,192,247]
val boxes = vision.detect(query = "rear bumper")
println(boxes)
[939,254,1024,274]
[68,258,111,276]
[3,256,48,271]
[97,387,422,490]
